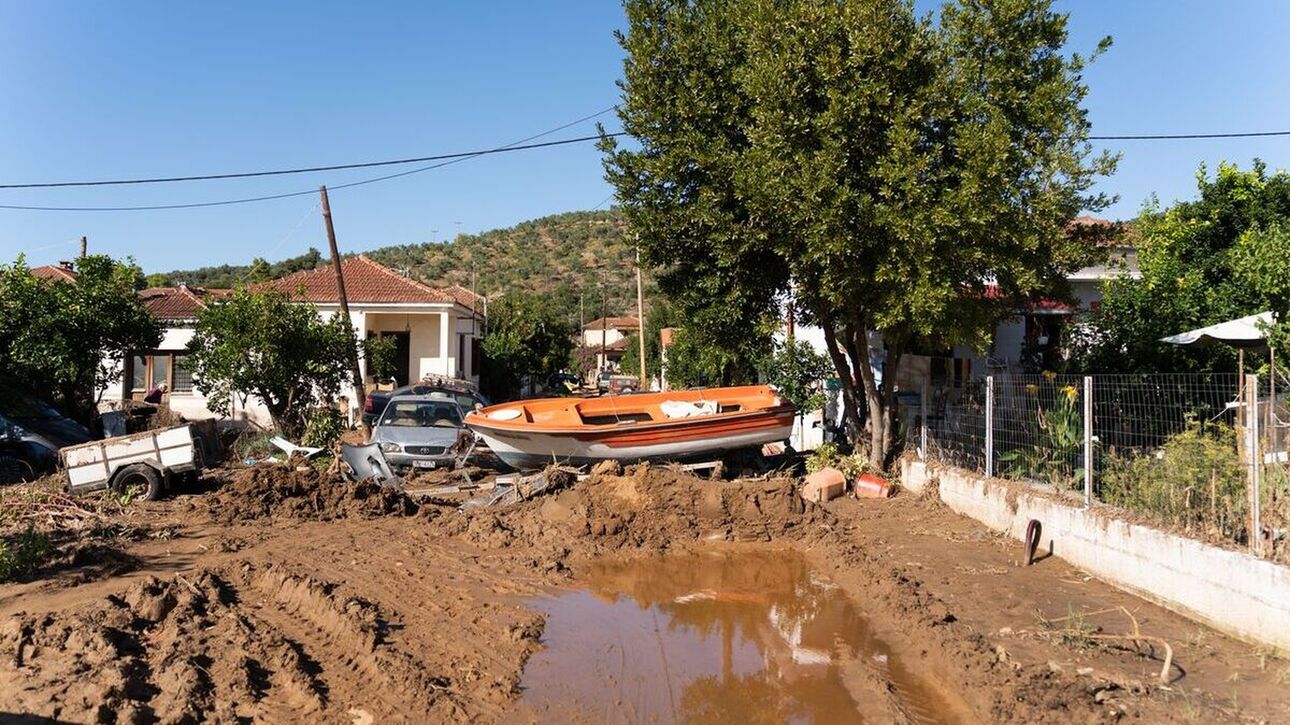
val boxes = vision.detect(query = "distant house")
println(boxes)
[100,255,484,426]
[30,261,80,283]
[579,316,640,372]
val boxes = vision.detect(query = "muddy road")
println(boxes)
[2,463,1288,723]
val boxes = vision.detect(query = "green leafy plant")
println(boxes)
[997,385,1086,488]
[301,406,346,450]
[362,335,399,384]
[1100,423,1247,542]
[0,528,53,582]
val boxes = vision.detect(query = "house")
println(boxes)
[30,261,79,283]
[100,255,484,426]
[579,316,640,372]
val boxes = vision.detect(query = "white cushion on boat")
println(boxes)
[487,408,523,421]
[660,400,718,418]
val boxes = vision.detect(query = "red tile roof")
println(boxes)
[583,316,640,332]
[31,264,78,282]
[138,285,228,320]
[445,284,486,314]
[254,255,454,304]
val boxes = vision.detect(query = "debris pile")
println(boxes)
[439,463,834,553]
[205,465,420,523]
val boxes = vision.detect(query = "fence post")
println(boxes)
[985,376,995,478]
[1083,375,1093,507]
[920,382,928,460]
[1247,373,1262,556]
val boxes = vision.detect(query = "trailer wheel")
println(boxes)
[112,464,163,502]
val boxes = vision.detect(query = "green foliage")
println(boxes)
[804,442,870,478]
[0,527,53,582]
[186,288,357,439]
[604,0,1114,467]
[301,406,346,449]
[1100,423,1247,543]
[1067,162,1290,373]
[760,338,831,413]
[362,335,399,383]
[363,210,646,319]
[997,384,1085,488]
[663,327,763,390]
[155,248,325,288]
[480,291,576,401]
[0,255,162,422]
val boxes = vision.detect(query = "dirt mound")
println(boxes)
[0,564,474,723]
[204,465,420,524]
[442,464,833,553]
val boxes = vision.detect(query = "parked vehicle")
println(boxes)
[61,424,202,500]
[362,381,489,428]
[607,375,640,395]
[370,394,467,472]
[464,384,795,470]
[0,389,94,483]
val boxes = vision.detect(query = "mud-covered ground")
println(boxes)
[2,461,1288,723]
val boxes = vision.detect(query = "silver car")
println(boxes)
[371,394,465,471]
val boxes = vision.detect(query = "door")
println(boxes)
[387,331,412,386]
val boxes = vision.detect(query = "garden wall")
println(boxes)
[901,458,1290,651]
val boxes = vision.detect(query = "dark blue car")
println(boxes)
[0,390,94,483]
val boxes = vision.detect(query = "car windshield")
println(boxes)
[378,400,463,428]
[0,391,63,420]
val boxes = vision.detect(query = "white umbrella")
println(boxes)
[1160,311,1274,349]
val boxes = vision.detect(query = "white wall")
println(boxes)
[902,460,1290,651]
[582,327,627,347]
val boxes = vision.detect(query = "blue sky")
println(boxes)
[2,1,1288,272]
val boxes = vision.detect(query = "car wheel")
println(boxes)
[112,463,163,501]
[0,454,33,485]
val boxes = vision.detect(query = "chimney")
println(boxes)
[58,260,75,272]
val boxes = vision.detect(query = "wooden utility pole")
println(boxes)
[600,274,608,374]
[320,185,367,419]
[635,247,647,385]
[79,236,87,258]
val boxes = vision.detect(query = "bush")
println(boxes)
[1100,423,1247,543]
[301,406,346,450]
[0,528,53,582]
[804,442,869,478]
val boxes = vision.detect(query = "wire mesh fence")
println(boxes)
[909,372,1286,562]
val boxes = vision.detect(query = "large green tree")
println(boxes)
[0,255,161,423]
[1067,162,1290,373]
[480,291,576,401]
[603,0,1114,467]
[186,288,356,438]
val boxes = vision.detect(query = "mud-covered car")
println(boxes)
[0,389,93,483]
[370,394,466,472]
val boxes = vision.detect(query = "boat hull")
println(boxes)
[465,387,796,470]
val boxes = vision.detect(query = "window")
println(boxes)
[172,355,193,393]
[127,352,194,396]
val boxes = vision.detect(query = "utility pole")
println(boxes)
[319,185,367,422]
[635,246,647,385]
[600,272,608,375]
[79,236,87,258]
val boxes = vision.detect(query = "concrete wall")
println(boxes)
[901,459,1290,651]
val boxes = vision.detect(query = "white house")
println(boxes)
[579,316,641,372]
[100,256,484,426]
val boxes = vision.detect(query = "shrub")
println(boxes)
[0,528,53,582]
[1100,423,1247,543]
[301,406,346,450]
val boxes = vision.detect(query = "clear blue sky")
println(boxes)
[2,1,1288,272]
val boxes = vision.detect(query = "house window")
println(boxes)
[127,352,194,396]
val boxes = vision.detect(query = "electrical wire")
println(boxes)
[0,106,621,190]
[1089,130,1290,140]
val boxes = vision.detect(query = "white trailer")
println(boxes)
[60,425,202,499]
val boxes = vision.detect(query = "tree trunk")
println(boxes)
[850,323,886,469]
[821,322,863,441]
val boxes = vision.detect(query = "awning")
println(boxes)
[1160,311,1274,349]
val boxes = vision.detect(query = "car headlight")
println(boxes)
[380,442,402,453]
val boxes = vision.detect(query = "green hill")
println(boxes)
[155,209,646,319]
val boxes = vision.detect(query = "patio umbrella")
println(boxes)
[1159,311,1274,349]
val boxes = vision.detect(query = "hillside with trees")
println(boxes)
[152,210,647,323]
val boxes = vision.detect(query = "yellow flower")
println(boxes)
[1041,370,1057,381]
[1025,384,1039,395]
[1060,384,1078,403]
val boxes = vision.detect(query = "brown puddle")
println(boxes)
[519,549,956,724]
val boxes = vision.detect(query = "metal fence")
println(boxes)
[907,372,1288,563]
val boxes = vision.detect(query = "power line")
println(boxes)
[1089,130,1290,140]
[0,106,620,190]
[0,131,625,212]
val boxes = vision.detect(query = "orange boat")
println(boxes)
[464,385,796,470]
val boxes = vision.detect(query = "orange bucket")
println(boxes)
[854,473,893,499]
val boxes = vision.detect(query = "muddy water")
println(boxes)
[519,549,954,724]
